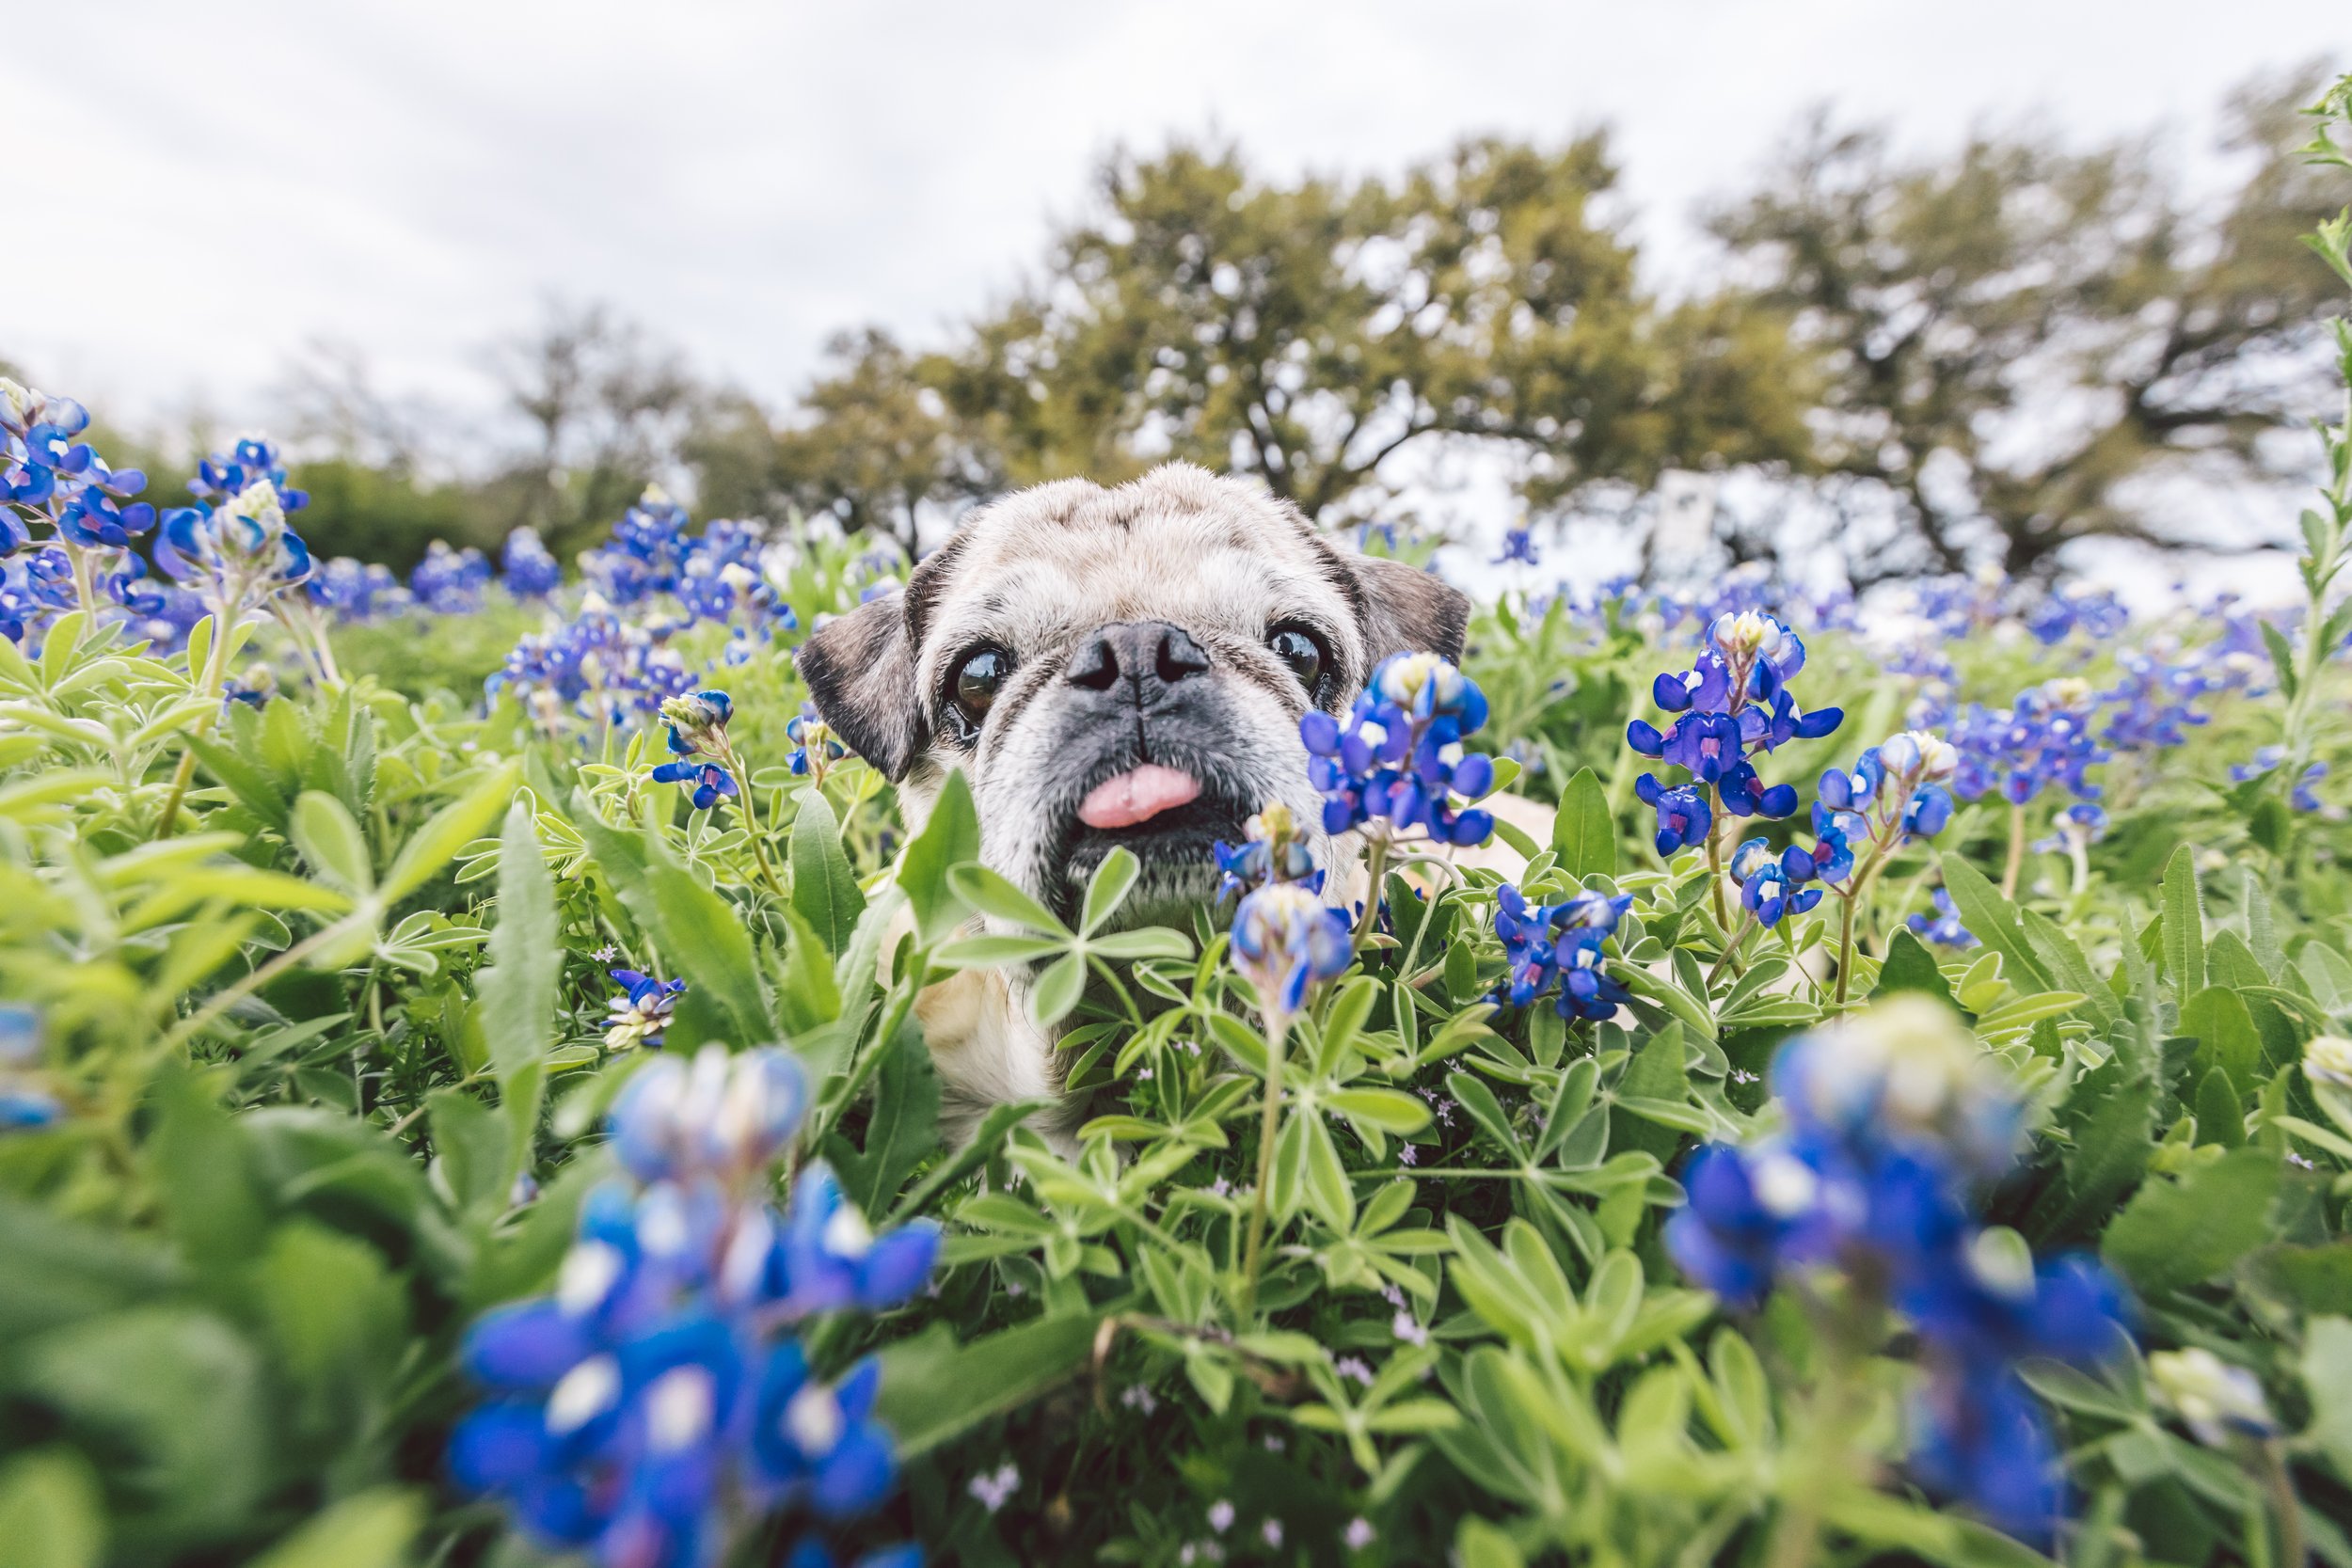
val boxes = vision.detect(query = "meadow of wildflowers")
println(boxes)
[0,71,2349,1568]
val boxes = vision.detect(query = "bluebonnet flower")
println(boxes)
[787,704,845,780]
[1666,999,2131,1544]
[0,1003,60,1132]
[451,1046,933,1568]
[1948,679,2105,808]
[1793,731,1959,903]
[1730,837,1820,927]
[309,556,405,620]
[1,380,164,646]
[155,454,314,610]
[606,970,688,1052]
[1231,883,1354,1015]
[2231,746,2328,813]
[1908,890,1977,948]
[773,1164,942,1315]
[652,691,744,812]
[503,526,564,598]
[2031,801,2108,856]
[1213,800,1320,902]
[2023,583,2128,645]
[1492,884,1632,1022]
[1300,653,1497,848]
[1634,774,1712,856]
[412,539,493,613]
[1629,610,1840,843]
[2147,1348,2279,1449]
[1492,526,1540,566]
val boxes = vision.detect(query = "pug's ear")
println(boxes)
[793,595,924,780]
[1353,554,1470,665]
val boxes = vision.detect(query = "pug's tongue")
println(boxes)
[1077,765,1201,830]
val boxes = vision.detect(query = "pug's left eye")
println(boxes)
[1267,625,1326,691]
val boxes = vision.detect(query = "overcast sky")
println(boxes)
[11,0,2347,437]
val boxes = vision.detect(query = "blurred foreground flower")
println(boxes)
[1666,998,2131,1544]
[451,1046,935,1568]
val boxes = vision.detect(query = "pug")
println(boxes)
[794,462,1473,1143]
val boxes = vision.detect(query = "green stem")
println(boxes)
[1354,835,1391,942]
[716,736,787,898]
[1238,1009,1291,1316]
[2259,1439,2305,1568]
[1706,814,1730,936]
[2000,802,2026,900]
[1835,890,1858,1006]
[153,610,237,839]
[1708,912,1755,987]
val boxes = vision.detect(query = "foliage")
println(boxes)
[0,68,2350,1568]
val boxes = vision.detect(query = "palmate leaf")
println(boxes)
[2103,1146,2280,1295]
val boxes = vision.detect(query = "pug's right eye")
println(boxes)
[948,647,1011,736]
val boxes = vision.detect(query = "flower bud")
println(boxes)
[2148,1347,2276,1447]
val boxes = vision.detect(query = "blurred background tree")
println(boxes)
[1708,67,2341,584]
[10,71,2335,584]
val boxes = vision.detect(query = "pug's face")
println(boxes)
[795,464,1467,926]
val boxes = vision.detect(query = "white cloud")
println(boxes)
[10,0,2343,431]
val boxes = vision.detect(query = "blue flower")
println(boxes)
[1301,653,1495,847]
[503,526,564,597]
[1492,526,1540,566]
[771,1164,942,1316]
[1231,882,1355,1014]
[1635,773,1712,856]
[606,969,687,1051]
[451,1047,930,1568]
[787,704,846,777]
[1491,883,1631,1022]
[1212,800,1320,901]
[1731,838,1820,927]
[1663,1000,2133,1543]
[1906,888,1975,947]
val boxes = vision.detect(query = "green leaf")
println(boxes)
[478,804,558,1186]
[1088,927,1193,961]
[897,768,978,947]
[577,807,771,1048]
[1080,846,1141,934]
[1327,1087,1435,1135]
[2160,845,2203,998]
[2193,1069,2246,1148]
[789,791,866,954]
[947,863,1069,935]
[428,1087,511,1214]
[2026,1071,2154,1248]
[290,790,374,897]
[2261,620,2301,702]
[1551,766,1616,880]
[2181,987,2264,1097]
[1939,857,2058,996]
[888,1099,1044,1222]
[19,1307,270,1543]
[380,762,521,903]
[248,1489,421,1568]
[2104,1146,2280,1295]
[1031,951,1088,1030]
[832,1020,941,1218]
[0,1450,103,1568]
[873,1312,1104,1457]
[1872,928,1955,1006]
[2302,1317,2352,1485]
[774,904,844,1036]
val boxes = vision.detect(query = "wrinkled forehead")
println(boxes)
[912,488,1359,668]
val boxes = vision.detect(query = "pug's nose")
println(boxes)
[1066,621,1211,695]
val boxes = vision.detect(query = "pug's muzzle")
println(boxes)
[1034,620,1261,916]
